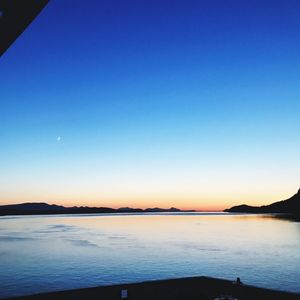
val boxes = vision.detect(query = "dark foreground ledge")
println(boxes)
[6,276,300,300]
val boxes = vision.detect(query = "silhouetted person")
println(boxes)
[232,277,242,285]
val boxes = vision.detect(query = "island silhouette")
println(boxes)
[225,188,300,213]
[0,202,195,216]
[2,188,299,216]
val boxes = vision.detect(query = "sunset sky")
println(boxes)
[1,0,300,210]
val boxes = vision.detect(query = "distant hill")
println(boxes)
[0,202,195,216]
[225,189,300,213]
[145,207,181,212]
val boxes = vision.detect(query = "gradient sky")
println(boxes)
[1,0,300,210]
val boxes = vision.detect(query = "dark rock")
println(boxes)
[225,188,300,213]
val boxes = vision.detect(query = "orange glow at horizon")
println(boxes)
[0,187,297,212]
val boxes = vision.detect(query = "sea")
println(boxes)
[0,212,300,298]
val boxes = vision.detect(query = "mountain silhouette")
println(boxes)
[225,188,300,213]
[0,202,194,216]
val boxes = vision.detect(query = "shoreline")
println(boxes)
[5,276,300,300]
[0,211,226,217]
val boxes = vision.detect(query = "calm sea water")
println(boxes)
[0,213,300,298]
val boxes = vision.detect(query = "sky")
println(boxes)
[1,0,300,210]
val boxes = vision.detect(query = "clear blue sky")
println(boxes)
[1,0,300,209]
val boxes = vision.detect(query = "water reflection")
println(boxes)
[0,212,300,298]
[272,214,300,223]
